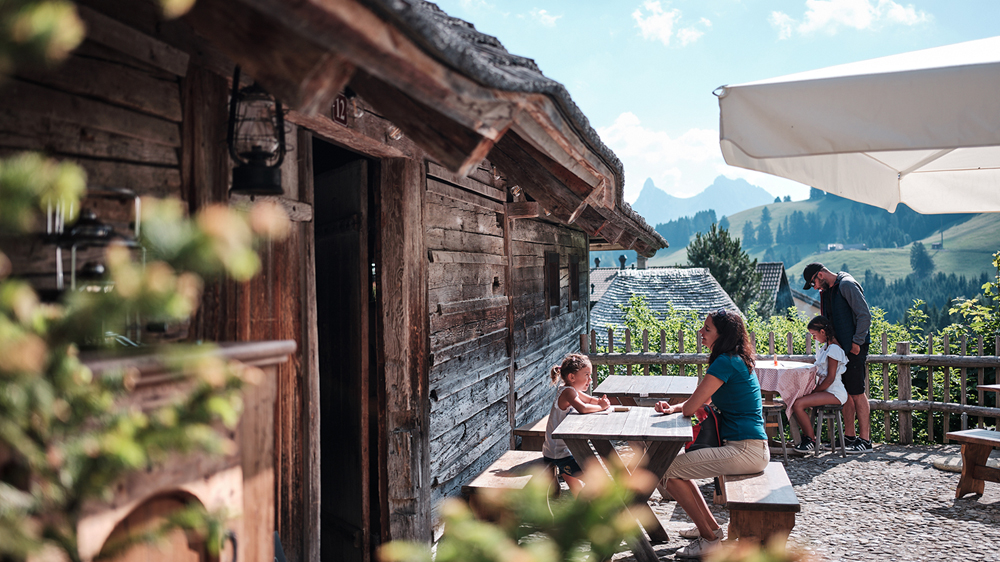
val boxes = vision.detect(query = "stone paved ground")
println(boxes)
[612,444,1000,562]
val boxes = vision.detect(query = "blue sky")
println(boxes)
[432,0,1000,202]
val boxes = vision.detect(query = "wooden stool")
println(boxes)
[812,404,846,458]
[762,400,789,463]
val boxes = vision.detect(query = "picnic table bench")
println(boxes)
[460,450,551,519]
[716,462,800,543]
[513,415,547,451]
[946,428,1000,498]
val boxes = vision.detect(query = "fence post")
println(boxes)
[642,329,650,377]
[806,332,812,355]
[580,332,588,354]
[678,330,685,377]
[625,328,632,376]
[590,330,597,357]
[927,334,934,444]
[882,333,889,440]
[961,335,969,431]
[943,334,951,440]
[696,333,704,382]
[750,331,756,353]
[768,331,775,358]
[608,328,615,377]
[978,336,985,429]
[897,341,913,444]
[786,332,793,357]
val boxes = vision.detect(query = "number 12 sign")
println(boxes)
[332,94,348,126]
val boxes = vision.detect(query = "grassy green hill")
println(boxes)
[649,199,999,283]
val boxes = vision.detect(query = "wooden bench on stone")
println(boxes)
[946,428,1000,498]
[715,462,800,543]
[513,415,548,451]
[461,450,552,519]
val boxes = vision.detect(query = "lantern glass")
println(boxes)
[232,88,282,166]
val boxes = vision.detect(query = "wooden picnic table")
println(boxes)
[552,407,692,562]
[946,428,1000,498]
[593,374,698,405]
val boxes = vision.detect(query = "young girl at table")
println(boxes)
[792,315,849,453]
[543,353,611,495]
[652,309,769,559]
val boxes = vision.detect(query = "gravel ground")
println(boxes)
[611,444,1000,562]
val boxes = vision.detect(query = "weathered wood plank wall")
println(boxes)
[426,161,588,503]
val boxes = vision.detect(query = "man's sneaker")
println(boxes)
[843,435,857,448]
[676,536,721,559]
[794,437,815,453]
[678,526,724,540]
[847,437,873,454]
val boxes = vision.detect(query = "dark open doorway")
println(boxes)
[312,138,384,562]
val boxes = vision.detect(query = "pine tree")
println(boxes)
[910,241,935,277]
[757,221,773,246]
[718,215,729,231]
[741,221,756,247]
[687,224,762,312]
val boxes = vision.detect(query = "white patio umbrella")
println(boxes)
[716,36,1000,213]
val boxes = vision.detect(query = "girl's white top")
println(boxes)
[815,343,849,404]
[543,386,577,459]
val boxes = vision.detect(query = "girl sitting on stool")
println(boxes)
[793,315,849,453]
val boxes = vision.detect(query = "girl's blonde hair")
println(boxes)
[549,353,591,385]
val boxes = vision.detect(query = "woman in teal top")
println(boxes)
[654,309,769,559]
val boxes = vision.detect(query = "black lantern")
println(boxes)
[227,66,286,196]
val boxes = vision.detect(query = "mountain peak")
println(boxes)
[632,175,774,226]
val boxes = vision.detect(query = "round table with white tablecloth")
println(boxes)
[753,360,817,411]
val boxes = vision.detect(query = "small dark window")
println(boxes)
[544,251,560,317]
[569,255,580,310]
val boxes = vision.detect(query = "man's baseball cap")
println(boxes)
[802,263,824,290]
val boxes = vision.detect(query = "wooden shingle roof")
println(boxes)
[755,262,795,317]
[589,268,740,338]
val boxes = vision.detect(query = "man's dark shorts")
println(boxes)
[544,455,582,478]
[844,342,870,395]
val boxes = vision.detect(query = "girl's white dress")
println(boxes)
[542,386,576,460]
[815,343,849,404]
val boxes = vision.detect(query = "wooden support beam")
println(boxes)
[229,193,314,222]
[506,201,541,219]
[183,0,355,113]
[349,70,496,175]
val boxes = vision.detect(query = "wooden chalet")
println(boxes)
[3,0,666,561]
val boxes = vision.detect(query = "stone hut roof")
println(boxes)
[589,268,740,341]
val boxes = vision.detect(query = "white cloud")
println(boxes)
[529,8,562,27]
[598,112,810,202]
[633,1,681,46]
[632,1,710,47]
[772,0,930,39]
[676,27,705,46]
[769,11,795,40]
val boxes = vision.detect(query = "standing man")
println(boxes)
[802,263,873,453]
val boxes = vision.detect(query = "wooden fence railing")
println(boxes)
[581,328,1000,445]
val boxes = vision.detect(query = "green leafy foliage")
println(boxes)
[0,160,287,560]
[380,460,656,562]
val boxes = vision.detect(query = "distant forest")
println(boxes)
[651,190,985,330]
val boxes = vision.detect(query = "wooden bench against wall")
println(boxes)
[716,462,800,543]
[946,429,1000,498]
[513,416,548,451]
[460,450,552,519]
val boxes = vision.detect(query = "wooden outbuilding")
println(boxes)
[2,0,666,561]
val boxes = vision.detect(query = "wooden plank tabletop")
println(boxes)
[946,428,1000,447]
[594,375,698,400]
[551,407,692,442]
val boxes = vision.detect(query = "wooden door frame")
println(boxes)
[299,137,432,561]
